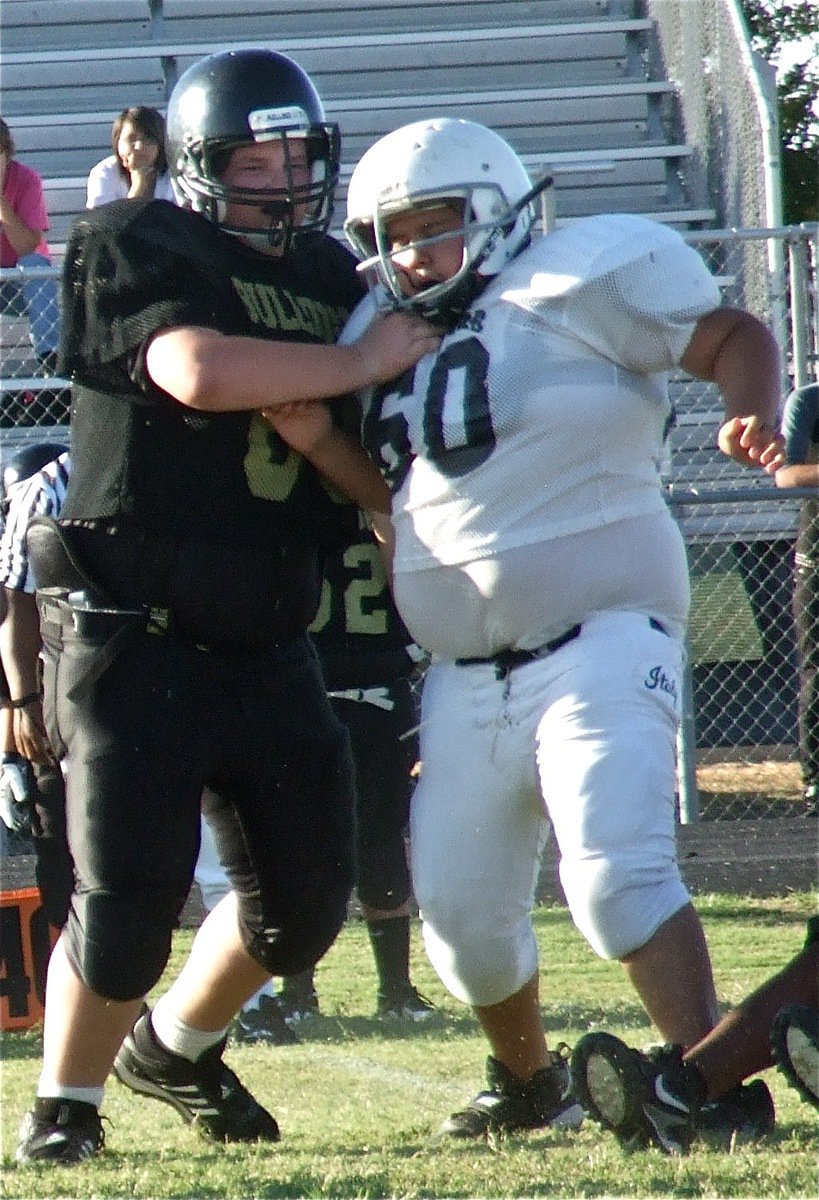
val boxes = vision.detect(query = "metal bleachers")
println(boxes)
[2,0,718,258]
[0,1,153,52]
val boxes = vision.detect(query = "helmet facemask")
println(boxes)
[346,186,504,324]
[345,118,553,327]
[346,180,542,328]
[174,124,339,254]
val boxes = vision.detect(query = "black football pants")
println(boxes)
[40,614,355,1001]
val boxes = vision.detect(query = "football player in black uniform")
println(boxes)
[277,501,434,1026]
[15,48,438,1165]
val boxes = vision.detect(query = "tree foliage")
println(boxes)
[740,0,818,222]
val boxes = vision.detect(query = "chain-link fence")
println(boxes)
[672,491,815,823]
[660,223,816,821]
[1,227,817,822]
[0,262,71,442]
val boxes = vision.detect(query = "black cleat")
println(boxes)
[376,983,436,1022]
[698,1079,775,1147]
[113,1009,280,1143]
[571,1031,774,1153]
[571,1033,701,1153]
[279,977,320,1025]
[16,1098,105,1164]
[232,994,300,1046]
[771,1004,819,1110]
[439,1048,584,1139]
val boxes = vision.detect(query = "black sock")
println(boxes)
[368,915,411,995]
[281,967,316,1002]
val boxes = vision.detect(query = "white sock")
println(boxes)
[150,995,230,1063]
[37,1081,105,1110]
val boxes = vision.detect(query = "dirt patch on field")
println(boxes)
[694,747,808,820]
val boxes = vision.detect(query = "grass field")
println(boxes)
[1,894,816,1199]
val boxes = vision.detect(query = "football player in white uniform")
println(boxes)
[274,116,785,1144]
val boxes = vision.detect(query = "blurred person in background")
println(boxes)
[776,382,819,814]
[0,116,60,374]
[86,106,175,207]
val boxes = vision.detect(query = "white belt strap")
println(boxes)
[326,686,395,711]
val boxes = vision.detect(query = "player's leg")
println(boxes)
[344,682,433,1019]
[411,658,581,1137]
[114,639,355,1141]
[551,613,770,1150]
[18,621,203,1163]
[620,904,718,1048]
[696,916,819,1101]
[30,760,73,933]
[542,612,717,1044]
[194,802,294,1045]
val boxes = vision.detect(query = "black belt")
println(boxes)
[455,624,582,681]
[455,617,668,682]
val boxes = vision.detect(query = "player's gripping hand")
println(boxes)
[0,752,35,835]
[353,310,441,385]
[718,415,786,475]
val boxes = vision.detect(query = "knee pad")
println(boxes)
[65,887,184,1000]
[561,855,690,960]
[238,879,352,979]
[419,895,538,1007]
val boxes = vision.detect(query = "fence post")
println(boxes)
[788,234,811,389]
[676,639,700,824]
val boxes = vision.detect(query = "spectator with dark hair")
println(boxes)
[776,382,819,813]
[0,116,60,374]
[86,106,175,207]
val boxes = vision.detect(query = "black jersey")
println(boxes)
[309,507,416,689]
[56,199,366,648]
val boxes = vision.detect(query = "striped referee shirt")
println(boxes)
[0,451,71,593]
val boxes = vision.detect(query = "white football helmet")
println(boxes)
[345,118,543,323]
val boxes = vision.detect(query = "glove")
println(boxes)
[0,752,36,836]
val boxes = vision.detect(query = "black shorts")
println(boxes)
[41,609,355,996]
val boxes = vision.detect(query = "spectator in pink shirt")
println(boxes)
[0,117,60,373]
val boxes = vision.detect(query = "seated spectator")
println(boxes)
[86,106,175,207]
[0,117,60,374]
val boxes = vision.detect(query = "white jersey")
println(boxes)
[85,155,176,208]
[349,214,720,657]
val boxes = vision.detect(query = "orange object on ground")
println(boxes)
[0,886,59,1030]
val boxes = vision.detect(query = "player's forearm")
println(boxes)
[0,590,42,699]
[147,313,439,414]
[306,427,392,514]
[147,328,377,412]
[776,461,819,489]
